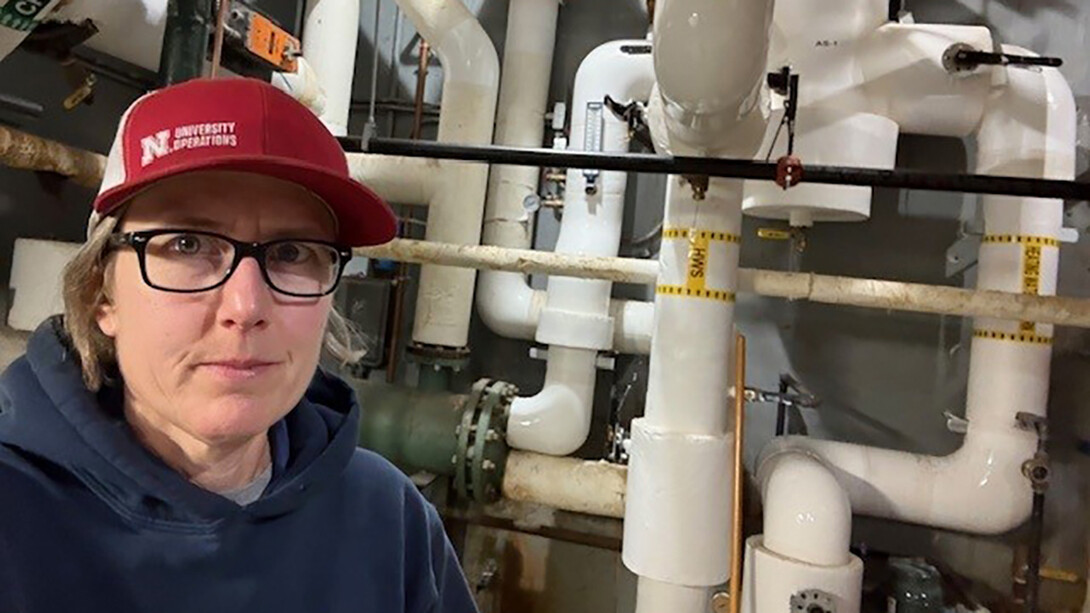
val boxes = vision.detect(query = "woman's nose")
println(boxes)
[216,257,271,331]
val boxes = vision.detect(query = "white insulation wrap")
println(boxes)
[622,419,733,585]
[741,537,864,613]
[477,0,558,339]
[761,50,1075,535]
[303,0,360,136]
[402,0,500,349]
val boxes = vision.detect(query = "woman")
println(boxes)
[0,78,478,613]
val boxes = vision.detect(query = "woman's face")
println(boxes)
[96,170,338,446]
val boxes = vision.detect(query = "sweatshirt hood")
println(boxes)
[0,317,361,528]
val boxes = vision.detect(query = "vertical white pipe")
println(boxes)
[303,0,361,136]
[623,178,745,602]
[507,41,655,455]
[398,0,500,348]
[477,0,558,340]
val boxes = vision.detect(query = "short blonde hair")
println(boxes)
[62,214,365,391]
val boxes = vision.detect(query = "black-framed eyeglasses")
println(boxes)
[107,229,353,298]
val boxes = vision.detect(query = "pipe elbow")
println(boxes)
[507,384,591,456]
[506,346,598,455]
[476,272,543,340]
[758,450,852,566]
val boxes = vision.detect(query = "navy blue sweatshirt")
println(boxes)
[0,318,478,613]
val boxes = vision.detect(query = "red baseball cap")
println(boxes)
[93,77,396,247]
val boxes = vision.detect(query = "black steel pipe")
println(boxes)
[354,137,1090,202]
[159,0,214,85]
[1024,492,1045,613]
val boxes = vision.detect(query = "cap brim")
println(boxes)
[93,154,397,247]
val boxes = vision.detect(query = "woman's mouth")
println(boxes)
[198,359,280,381]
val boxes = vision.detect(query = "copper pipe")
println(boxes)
[209,0,231,77]
[729,332,747,613]
[385,39,431,383]
[411,40,431,139]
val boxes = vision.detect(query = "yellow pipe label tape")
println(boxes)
[981,235,1057,334]
[662,228,742,244]
[656,227,739,303]
[656,285,736,302]
[973,329,1052,345]
[981,235,1060,248]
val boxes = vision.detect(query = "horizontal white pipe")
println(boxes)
[507,346,597,456]
[502,450,627,519]
[399,0,500,349]
[356,238,1090,329]
[303,0,360,136]
[763,52,1075,535]
[347,154,441,205]
[757,451,851,566]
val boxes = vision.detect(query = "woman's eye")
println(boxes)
[271,242,307,263]
[169,234,205,255]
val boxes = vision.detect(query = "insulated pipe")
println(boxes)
[762,51,1075,535]
[356,238,1090,330]
[477,0,558,340]
[756,451,852,567]
[741,451,862,613]
[506,346,597,455]
[347,154,440,205]
[397,0,499,349]
[507,40,655,455]
[502,450,627,519]
[270,56,328,119]
[302,0,360,136]
[0,125,107,189]
[652,0,775,151]
[624,178,746,611]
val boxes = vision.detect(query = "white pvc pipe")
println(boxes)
[303,0,360,136]
[477,0,558,339]
[763,51,1075,535]
[508,40,655,455]
[398,0,499,349]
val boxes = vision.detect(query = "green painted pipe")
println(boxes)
[352,380,468,477]
[159,0,213,85]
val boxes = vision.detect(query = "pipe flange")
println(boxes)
[790,589,836,613]
[455,378,517,503]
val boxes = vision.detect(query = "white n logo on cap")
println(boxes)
[140,130,172,167]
